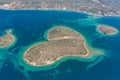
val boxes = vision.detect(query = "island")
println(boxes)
[0,29,15,48]
[97,25,118,36]
[23,27,102,67]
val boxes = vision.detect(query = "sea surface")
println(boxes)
[0,10,120,80]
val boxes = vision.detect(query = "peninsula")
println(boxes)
[23,27,102,67]
[0,29,15,48]
[97,25,118,36]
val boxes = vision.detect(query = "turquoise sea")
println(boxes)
[0,10,120,80]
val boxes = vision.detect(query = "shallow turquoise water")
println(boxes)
[0,10,120,80]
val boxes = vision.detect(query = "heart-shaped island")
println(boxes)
[23,27,103,67]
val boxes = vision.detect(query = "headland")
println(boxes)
[23,26,103,67]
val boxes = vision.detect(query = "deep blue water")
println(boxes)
[0,10,120,80]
